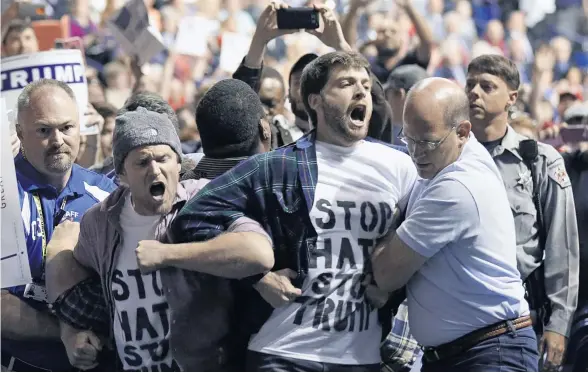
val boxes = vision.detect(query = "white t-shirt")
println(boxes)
[112,195,177,371]
[397,134,529,347]
[248,140,417,365]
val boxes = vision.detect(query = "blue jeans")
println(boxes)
[246,350,380,372]
[422,326,539,372]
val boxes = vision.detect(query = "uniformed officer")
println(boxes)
[465,54,580,371]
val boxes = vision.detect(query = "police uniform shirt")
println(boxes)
[486,126,580,337]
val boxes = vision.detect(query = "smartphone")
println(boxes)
[277,8,320,30]
[560,125,588,143]
[17,2,47,20]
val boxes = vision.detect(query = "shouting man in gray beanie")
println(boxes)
[112,107,183,215]
[45,107,274,371]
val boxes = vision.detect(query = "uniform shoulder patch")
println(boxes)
[547,161,571,188]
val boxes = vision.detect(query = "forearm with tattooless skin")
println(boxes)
[162,231,275,279]
[1,291,61,341]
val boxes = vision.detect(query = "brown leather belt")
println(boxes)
[422,315,533,363]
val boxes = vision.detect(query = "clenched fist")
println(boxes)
[363,274,389,308]
[135,240,167,274]
[61,324,103,370]
[253,269,302,308]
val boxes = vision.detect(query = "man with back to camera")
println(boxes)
[372,77,539,371]
[466,54,579,371]
[1,79,116,371]
[169,50,416,371]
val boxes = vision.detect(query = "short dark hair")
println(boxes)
[196,79,264,158]
[119,92,179,131]
[288,53,318,86]
[92,101,118,119]
[467,54,520,90]
[2,19,33,45]
[300,51,371,126]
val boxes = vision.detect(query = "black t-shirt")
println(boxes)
[480,136,505,154]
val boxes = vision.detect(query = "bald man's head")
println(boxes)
[404,78,470,129]
[401,78,471,179]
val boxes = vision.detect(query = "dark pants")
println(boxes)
[246,350,380,372]
[422,326,539,372]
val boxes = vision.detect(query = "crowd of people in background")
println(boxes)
[1,0,587,372]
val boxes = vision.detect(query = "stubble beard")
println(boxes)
[323,101,366,144]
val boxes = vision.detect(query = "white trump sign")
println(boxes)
[0,49,97,135]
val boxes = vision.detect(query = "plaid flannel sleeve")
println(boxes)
[381,301,421,372]
[170,154,267,244]
[51,276,111,336]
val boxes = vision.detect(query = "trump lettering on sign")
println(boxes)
[0,50,96,135]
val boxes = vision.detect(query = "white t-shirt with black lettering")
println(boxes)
[248,140,417,365]
[112,195,177,371]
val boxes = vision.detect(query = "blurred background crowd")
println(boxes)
[1,0,588,371]
[2,0,588,164]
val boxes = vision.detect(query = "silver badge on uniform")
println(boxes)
[516,169,532,191]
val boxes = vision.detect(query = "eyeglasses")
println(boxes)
[399,125,457,152]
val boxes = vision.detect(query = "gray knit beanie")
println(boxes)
[113,106,182,174]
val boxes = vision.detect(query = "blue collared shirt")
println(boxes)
[10,153,117,303]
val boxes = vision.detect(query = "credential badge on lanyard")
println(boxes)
[23,193,67,303]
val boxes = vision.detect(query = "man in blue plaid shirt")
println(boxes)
[170,50,418,371]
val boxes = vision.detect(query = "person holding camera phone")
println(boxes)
[233,2,350,146]
[233,1,394,147]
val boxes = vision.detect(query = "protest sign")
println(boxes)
[1,99,32,289]
[0,49,97,135]
[219,32,251,73]
[107,0,165,65]
[174,16,218,57]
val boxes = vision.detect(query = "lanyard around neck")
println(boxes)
[31,193,67,280]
